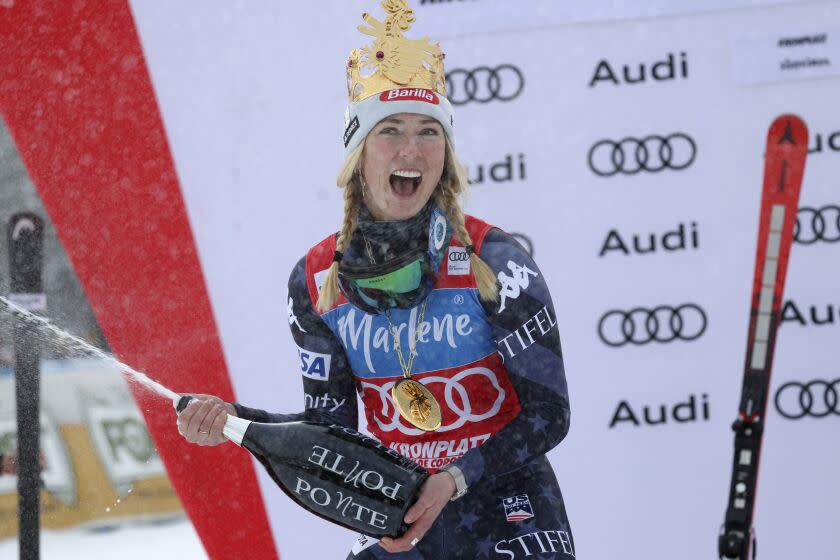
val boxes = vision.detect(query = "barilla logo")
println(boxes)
[380,88,439,104]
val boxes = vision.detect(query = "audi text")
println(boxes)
[589,51,689,87]
[599,222,699,257]
[609,393,710,428]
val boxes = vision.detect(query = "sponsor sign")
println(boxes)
[794,205,840,243]
[503,494,535,521]
[0,414,76,505]
[380,88,439,104]
[589,52,689,88]
[304,392,346,412]
[351,533,378,555]
[0,365,182,538]
[733,28,840,86]
[294,450,397,531]
[597,304,708,347]
[416,0,800,35]
[609,393,711,428]
[495,528,575,558]
[781,300,839,326]
[448,246,471,275]
[498,260,538,313]
[85,403,165,495]
[364,367,506,435]
[344,115,360,147]
[467,153,527,186]
[775,378,840,419]
[497,305,558,360]
[297,344,332,380]
[598,222,700,257]
[588,133,696,176]
[388,433,491,470]
[359,355,522,470]
[333,303,485,376]
[446,65,524,105]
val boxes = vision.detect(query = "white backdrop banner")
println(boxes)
[128,1,840,558]
[3,1,838,558]
[397,0,817,37]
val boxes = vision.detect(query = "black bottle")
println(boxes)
[175,396,428,538]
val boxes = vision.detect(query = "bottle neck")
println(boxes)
[222,415,252,446]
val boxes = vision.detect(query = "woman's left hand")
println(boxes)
[378,471,456,553]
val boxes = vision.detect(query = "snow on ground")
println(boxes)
[0,516,207,559]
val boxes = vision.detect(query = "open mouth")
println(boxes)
[389,170,422,197]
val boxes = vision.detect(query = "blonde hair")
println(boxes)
[315,136,499,312]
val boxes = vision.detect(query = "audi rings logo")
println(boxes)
[448,250,471,262]
[794,205,840,244]
[361,367,506,435]
[597,304,707,347]
[775,378,840,419]
[510,232,534,258]
[588,133,697,176]
[446,65,524,106]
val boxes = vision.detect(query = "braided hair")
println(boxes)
[315,136,499,312]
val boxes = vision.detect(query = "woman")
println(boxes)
[178,2,573,558]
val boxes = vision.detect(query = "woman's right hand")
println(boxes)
[176,394,237,446]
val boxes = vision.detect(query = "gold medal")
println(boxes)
[362,238,442,432]
[391,378,442,432]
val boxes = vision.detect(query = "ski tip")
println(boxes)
[768,114,808,147]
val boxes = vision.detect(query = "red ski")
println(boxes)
[719,115,808,560]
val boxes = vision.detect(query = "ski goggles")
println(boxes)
[338,249,435,314]
[337,208,451,314]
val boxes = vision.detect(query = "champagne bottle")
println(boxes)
[175,396,428,538]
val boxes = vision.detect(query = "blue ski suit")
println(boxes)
[234,216,574,559]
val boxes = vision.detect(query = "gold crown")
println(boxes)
[346,0,447,103]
